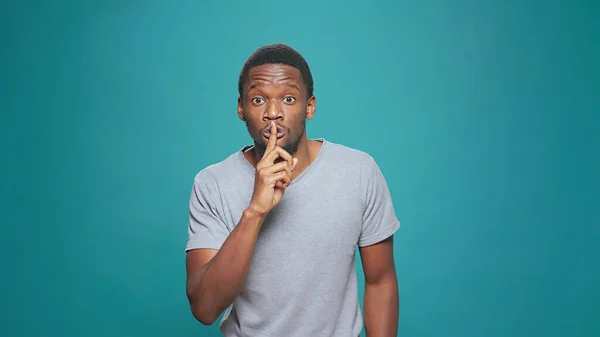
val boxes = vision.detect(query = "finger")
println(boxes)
[267,170,291,187]
[275,180,286,190]
[291,157,298,171]
[274,171,291,187]
[265,121,278,155]
[263,146,293,168]
[260,121,278,160]
[262,161,293,179]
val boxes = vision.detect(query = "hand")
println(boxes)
[248,121,298,217]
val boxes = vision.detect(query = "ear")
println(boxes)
[237,96,245,121]
[306,95,316,120]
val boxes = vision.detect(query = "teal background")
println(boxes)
[1,0,598,336]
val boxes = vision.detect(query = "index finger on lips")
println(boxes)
[261,121,278,160]
[267,121,278,151]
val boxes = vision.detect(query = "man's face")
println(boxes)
[238,63,315,157]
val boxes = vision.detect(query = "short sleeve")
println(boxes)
[358,156,401,247]
[185,173,230,252]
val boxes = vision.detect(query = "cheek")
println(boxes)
[283,104,306,119]
[244,115,265,137]
[288,109,307,128]
[246,118,261,132]
[245,105,265,120]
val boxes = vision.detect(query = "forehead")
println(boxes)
[246,64,304,87]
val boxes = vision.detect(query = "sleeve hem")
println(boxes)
[357,219,401,247]
[185,239,224,252]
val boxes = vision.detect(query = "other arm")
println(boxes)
[360,235,399,337]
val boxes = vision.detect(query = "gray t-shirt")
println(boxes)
[186,139,401,337]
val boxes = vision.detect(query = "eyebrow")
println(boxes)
[248,82,302,92]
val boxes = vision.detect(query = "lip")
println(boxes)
[262,124,286,139]
[262,130,285,139]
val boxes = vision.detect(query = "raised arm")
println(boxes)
[185,121,297,325]
[186,209,265,325]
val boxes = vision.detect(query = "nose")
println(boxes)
[263,100,284,121]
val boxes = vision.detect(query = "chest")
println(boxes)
[247,183,364,280]
[218,177,364,255]
[217,172,365,298]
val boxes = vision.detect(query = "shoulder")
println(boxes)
[322,139,379,171]
[192,151,246,188]
[320,140,390,193]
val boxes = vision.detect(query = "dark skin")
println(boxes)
[185,63,399,336]
[237,63,319,177]
[360,236,400,336]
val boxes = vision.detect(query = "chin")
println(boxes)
[283,141,300,156]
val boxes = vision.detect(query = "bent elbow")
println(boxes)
[187,284,224,326]
[194,314,217,326]
[190,303,219,326]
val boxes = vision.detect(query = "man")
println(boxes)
[185,43,400,337]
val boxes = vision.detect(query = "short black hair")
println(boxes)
[238,43,314,99]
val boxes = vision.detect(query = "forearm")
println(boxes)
[364,279,399,337]
[188,208,264,323]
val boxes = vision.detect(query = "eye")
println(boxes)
[251,97,264,104]
[283,96,296,103]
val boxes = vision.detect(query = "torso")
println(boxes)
[202,139,379,337]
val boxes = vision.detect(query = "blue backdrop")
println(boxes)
[2,1,598,336]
